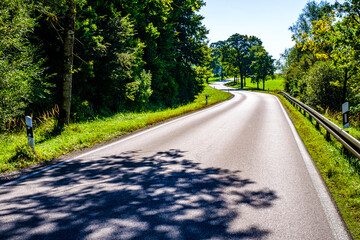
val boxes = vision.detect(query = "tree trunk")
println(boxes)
[263,79,265,90]
[240,75,244,89]
[58,0,75,128]
[342,69,349,105]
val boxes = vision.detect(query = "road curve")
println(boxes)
[0,81,351,240]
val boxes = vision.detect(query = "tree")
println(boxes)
[0,0,45,130]
[305,61,343,110]
[209,41,225,78]
[281,1,338,102]
[222,34,262,88]
[296,9,359,105]
[290,0,333,43]
[58,0,76,127]
[1,0,211,131]
[224,34,248,88]
[114,0,209,105]
[250,45,275,90]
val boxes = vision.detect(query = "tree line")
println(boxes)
[209,34,275,90]
[0,0,210,131]
[279,0,360,124]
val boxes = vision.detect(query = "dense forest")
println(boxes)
[0,0,211,131]
[278,0,360,126]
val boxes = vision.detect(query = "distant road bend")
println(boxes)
[0,80,352,239]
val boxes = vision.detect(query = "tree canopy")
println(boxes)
[279,0,360,122]
[209,34,274,90]
[0,0,210,131]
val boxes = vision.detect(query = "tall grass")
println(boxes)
[0,86,231,173]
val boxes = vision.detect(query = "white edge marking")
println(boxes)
[275,96,351,240]
[0,91,232,188]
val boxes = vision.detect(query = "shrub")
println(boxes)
[305,61,342,111]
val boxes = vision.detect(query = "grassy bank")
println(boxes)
[0,85,231,173]
[226,77,284,91]
[278,94,360,239]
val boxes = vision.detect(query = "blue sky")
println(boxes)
[199,0,344,60]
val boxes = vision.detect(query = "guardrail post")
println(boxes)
[315,122,320,130]
[326,131,330,141]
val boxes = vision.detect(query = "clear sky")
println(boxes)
[199,0,344,60]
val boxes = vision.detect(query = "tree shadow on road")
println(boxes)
[0,149,278,240]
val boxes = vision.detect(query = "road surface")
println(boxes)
[0,81,351,239]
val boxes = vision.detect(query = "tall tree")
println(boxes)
[209,41,225,79]
[223,34,262,88]
[250,45,275,90]
[59,0,76,127]
[289,0,333,43]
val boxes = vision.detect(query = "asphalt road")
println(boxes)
[0,81,352,240]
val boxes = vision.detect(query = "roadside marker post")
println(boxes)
[205,94,208,105]
[25,116,35,150]
[342,102,350,129]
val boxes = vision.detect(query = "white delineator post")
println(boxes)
[25,116,35,150]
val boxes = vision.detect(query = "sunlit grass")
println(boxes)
[226,77,284,91]
[0,85,231,173]
[208,76,222,83]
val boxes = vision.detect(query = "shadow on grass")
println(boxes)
[0,149,278,240]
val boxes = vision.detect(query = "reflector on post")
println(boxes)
[342,102,350,129]
[25,116,35,150]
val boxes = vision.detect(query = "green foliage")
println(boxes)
[0,0,211,132]
[280,0,360,115]
[249,45,275,90]
[289,0,334,42]
[0,0,47,130]
[125,70,153,109]
[213,34,274,89]
[305,61,343,110]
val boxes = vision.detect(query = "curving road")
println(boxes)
[0,80,352,239]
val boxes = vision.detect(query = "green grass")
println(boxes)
[207,76,222,83]
[226,77,285,91]
[321,110,360,142]
[278,94,360,239]
[0,85,231,173]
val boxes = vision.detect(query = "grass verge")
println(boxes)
[278,94,360,239]
[0,85,231,173]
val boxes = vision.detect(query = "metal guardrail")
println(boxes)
[279,91,360,160]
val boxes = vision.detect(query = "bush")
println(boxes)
[305,61,342,111]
